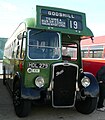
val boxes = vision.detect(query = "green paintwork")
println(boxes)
[3,5,94,89]
[24,5,93,38]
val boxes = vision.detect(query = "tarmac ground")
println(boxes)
[0,75,105,120]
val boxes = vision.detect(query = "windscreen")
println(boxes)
[28,29,60,59]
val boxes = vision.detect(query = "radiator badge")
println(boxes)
[56,69,64,76]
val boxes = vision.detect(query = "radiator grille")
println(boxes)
[52,63,78,107]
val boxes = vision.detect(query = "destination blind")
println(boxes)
[41,9,83,30]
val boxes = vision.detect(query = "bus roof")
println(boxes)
[81,36,105,46]
[24,5,93,39]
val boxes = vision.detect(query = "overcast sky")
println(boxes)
[0,0,105,38]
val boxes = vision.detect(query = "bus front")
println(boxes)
[12,6,99,117]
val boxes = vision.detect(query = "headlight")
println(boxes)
[35,76,45,88]
[81,76,90,88]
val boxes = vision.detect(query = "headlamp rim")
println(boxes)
[81,76,90,88]
[35,76,45,88]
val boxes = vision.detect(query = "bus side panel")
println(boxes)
[82,59,105,76]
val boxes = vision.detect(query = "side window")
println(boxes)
[20,36,26,59]
[16,40,19,58]
[16,33,23,59]
[82,50,88,58]
[13,40,17,58]
[12,40,16,58]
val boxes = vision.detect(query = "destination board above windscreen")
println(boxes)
[36,6,92,36]
[41,9,83,30]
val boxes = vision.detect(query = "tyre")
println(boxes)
[3,66,6,85]
[13,80,31,117]
[75,97,97,114]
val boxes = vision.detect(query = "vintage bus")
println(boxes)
[3,5,99,117]
[81,36,105,76]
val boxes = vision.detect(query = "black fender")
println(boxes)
[80,72,99,98]
[14,72,41,100]
[13,72,21,90]
[13,72,21,84]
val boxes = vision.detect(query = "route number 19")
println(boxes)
[69,20,78,30]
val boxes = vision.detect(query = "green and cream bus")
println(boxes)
[3,5,99,117]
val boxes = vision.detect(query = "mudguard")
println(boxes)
[14,72,42,100]
[80,72,99,97]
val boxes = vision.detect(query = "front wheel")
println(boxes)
[75,97,97,114]
[13,81,31,117]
